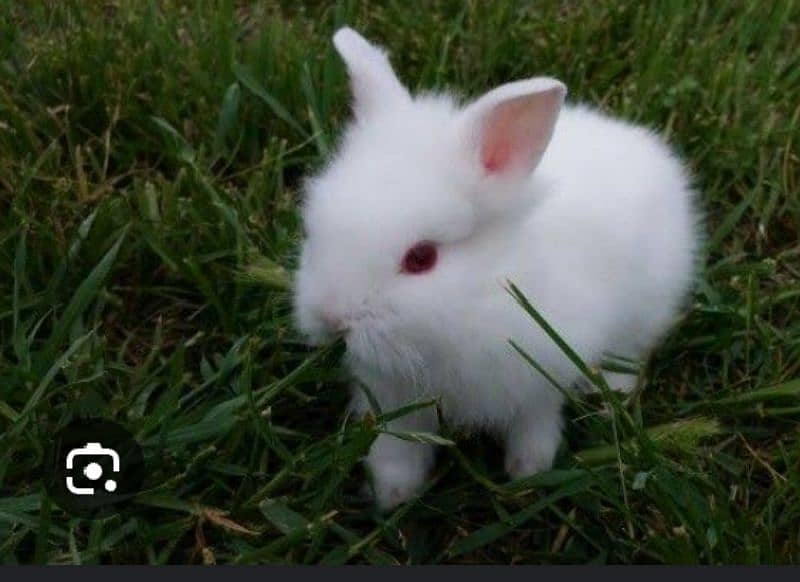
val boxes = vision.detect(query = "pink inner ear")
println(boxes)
[477,90,560,176]
[479,99,530,175]
[481,141,512,174]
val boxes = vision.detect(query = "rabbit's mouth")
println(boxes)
[299,304,384,346]
[337,303,400,336]
[344,322,429,388]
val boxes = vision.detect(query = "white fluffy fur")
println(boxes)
[293,28,700,508]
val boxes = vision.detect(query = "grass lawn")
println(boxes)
[1,0,800,565]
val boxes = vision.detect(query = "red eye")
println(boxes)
[401,241,438,274]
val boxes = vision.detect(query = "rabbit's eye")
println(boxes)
[401,241,437,274]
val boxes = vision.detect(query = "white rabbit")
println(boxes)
[293,28,700,509]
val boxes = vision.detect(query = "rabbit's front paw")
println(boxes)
[365,433,434,510]
[505,443,557,479]
[602,371,639,394]
[368,458,427,510]
[504,413,562,479]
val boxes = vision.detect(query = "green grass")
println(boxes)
[1,0,799,565]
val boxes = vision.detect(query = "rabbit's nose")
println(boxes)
[319,307,347,334]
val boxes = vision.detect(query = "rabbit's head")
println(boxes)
[294,28,565,378]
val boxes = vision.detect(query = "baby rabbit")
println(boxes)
[294,28,700,508]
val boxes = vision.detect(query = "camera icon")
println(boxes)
[46,419,144,517]
[65,442,120,496]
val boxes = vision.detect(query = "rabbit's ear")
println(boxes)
[461,78,566,178]
[333,27,410,119]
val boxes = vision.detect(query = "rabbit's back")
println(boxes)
[515,104,699,366]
